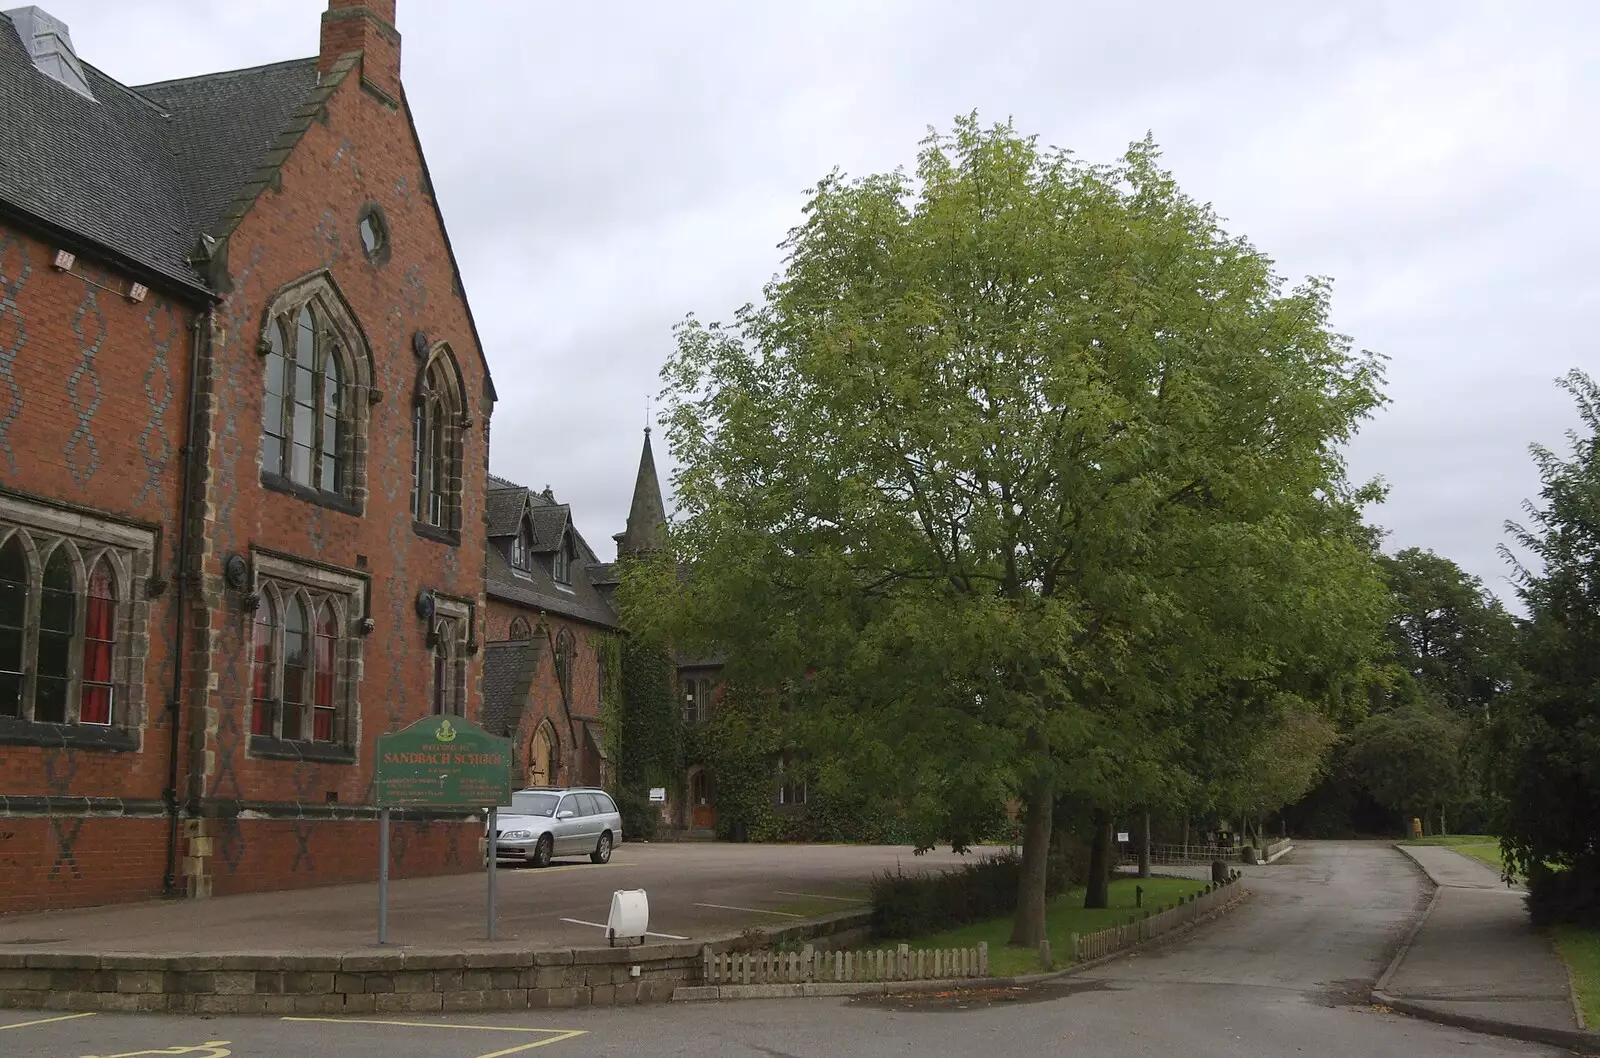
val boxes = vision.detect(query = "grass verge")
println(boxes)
[900,876,1210,977]
[1553,925,1600,1027]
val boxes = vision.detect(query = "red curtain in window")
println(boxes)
[251,604,274,736]
[313,605,336,741]
[80,561,116,726]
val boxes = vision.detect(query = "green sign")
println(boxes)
[375,716,512,808]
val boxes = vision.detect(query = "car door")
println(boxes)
[552,794,583,856]
[573,793,603,852]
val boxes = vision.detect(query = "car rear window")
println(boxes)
[593,792,617,815]
[576,793,603,816]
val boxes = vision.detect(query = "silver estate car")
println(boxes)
[484,787,621,867]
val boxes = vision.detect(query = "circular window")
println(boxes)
[357,204,389,262]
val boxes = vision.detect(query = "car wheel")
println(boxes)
[532,834,554,868]
[591,832,613,865]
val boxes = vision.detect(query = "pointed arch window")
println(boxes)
[248,577,357,756]
[507,616,532,641]
[554,628,574,703]
[250,594,276,737]
[35,546,76,724]
[413,348,465,536]
[81,558,116,726]
[0,504,154,745]
[0,535,26,717]
[0,528,141,733]
[263,305,344,493]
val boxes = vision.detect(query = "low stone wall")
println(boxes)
[0,909,871,1014]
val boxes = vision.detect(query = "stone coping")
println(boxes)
[0,909,872,1014]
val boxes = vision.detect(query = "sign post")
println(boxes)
[378,806,391,944]
[375,716,512,945]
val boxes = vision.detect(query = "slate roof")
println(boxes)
[1,15,199,291]
[528,504,570,551]
[486,543,619,630]
[485,484,527,538]
[481,640,538,738]
[483,475,619,629]
[134,58,321,243]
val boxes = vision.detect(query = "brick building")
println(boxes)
[480,476,618,794]
[0,1,496,912]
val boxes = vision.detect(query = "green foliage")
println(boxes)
[1378,548,1517,716]
[617,629,682,796]
[1344,703,1467,826]
[870,851,1078,940]
[1494,371,1600,922]
[636,114,1390,946]
[593,632,623,788]
[615,786,661,841]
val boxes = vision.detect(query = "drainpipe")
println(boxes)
[162,306,210,895]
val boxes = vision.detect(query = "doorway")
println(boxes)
[689,769,716,830]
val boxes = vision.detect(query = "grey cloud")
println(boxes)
[42,0,1597,598]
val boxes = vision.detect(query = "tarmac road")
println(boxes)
[0,842,1568,1057]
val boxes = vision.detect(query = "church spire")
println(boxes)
[615,427,667,557]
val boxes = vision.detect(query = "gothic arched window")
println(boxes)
[508,616,532,641]
[263,304,344,492]
[250,585,351,747]
[412,348,465,532]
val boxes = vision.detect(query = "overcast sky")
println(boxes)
[49,1,1597,597]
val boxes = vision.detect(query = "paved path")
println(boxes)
[0,843,962,953]
[1380,845,1581,1038]
[0,842,1565,1057]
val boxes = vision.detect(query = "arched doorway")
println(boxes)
[528,720,557,787]
[687,767,716,831]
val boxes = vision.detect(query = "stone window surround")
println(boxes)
[257,271,376,518]
[0,491,156,752]
[411,343,468,547]
[246,550,367,765]
[428,591,472,717]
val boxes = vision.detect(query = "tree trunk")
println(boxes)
[1181,818,1190,861]
[1137,810,1151,879]
[1006,766,1053,949]
[1084,808,1113,909]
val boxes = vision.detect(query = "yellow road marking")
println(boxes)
[80,1043,230,1058]
[475,1030,586,1057]
[281,1018,585,1055]
[0,1012,96,1031]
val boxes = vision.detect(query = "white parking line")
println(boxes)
[774,891,866,903]
[558,917,688,940]
[695,902,803,918]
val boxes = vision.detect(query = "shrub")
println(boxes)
[616,787,660,842]
[869,849,1078,939]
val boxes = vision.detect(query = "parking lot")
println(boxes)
[0,842,976,953]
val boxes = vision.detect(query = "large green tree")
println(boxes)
[1378,548,1516,716]
[1495,371,1600,922]
[630,117,1387,948]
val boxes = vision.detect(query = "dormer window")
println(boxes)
[552,533,571,585]
[510,518,534,574]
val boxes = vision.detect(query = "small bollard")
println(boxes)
[1038,938,1053,971]
[1136,884,1144,908]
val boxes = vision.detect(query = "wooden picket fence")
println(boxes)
[1071,871,1241,963]
[702,941,988,986]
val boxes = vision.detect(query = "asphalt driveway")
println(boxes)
[0,842,972,953]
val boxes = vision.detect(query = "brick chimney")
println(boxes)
[319,0,401,103]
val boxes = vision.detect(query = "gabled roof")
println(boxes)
[483,474,618,629]
[486,481,528,538]
[481,639,538,738]
[134,57,321,244]
[528,504,570,552]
